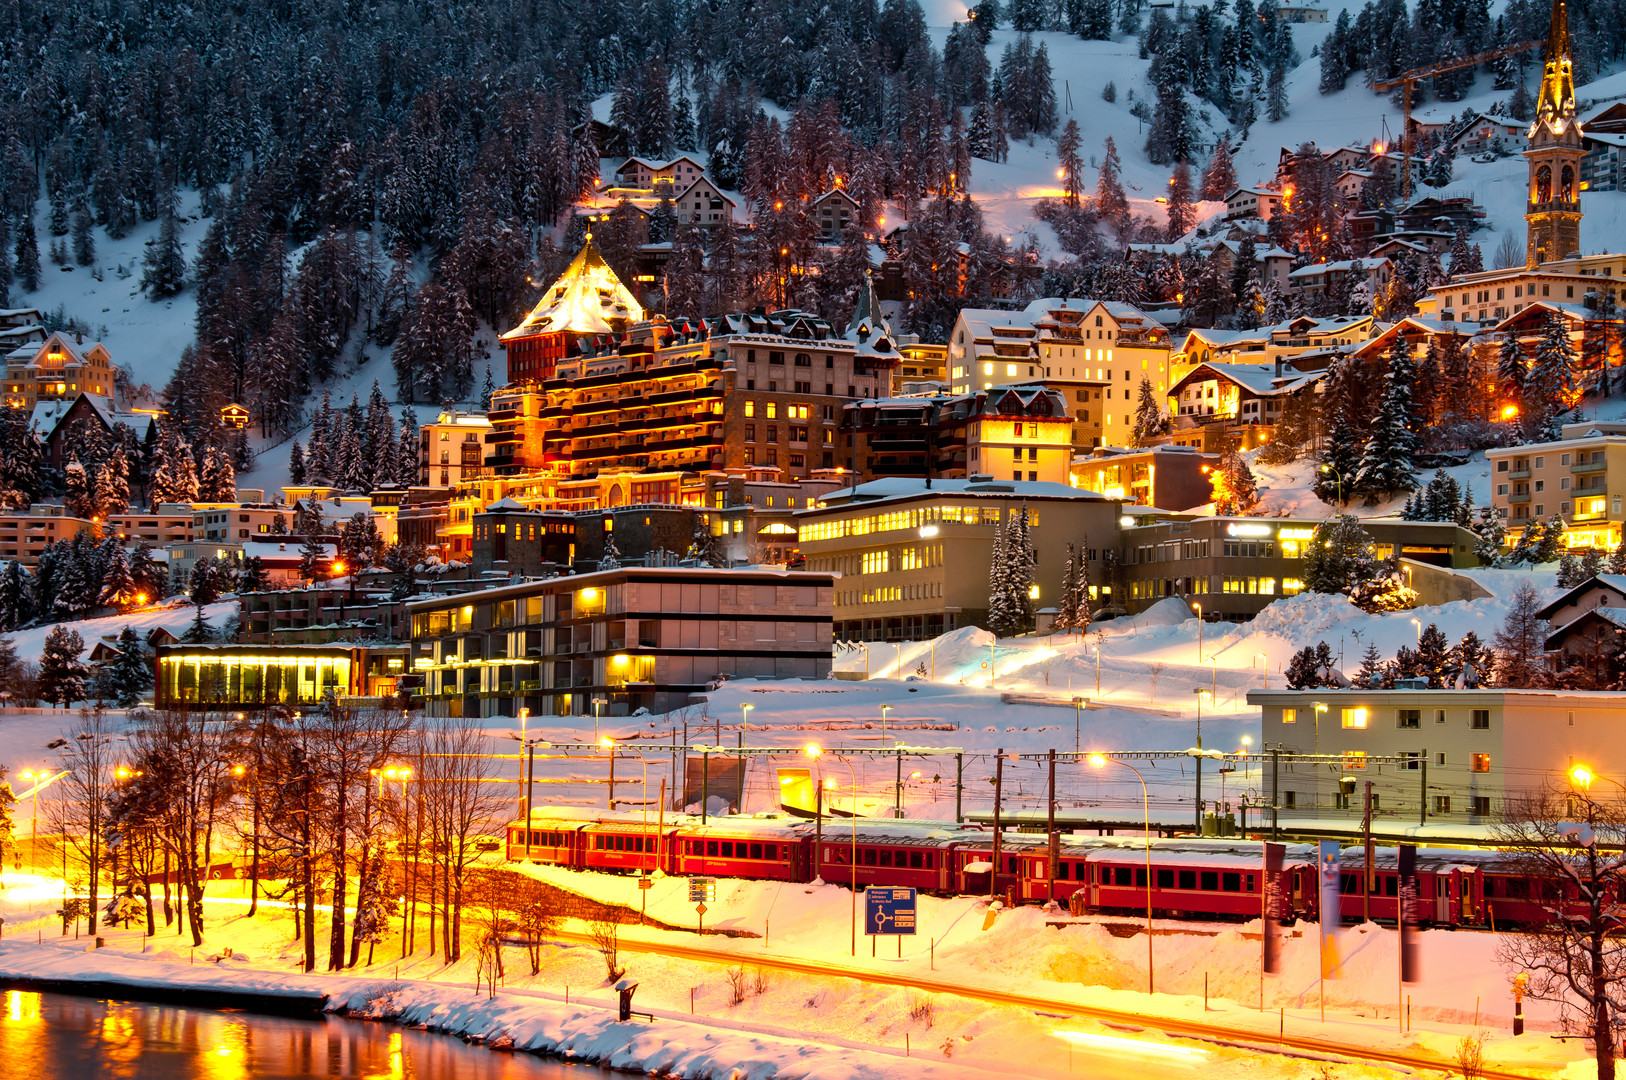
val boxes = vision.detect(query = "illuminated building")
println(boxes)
[0,503,97,567]
[408,565,834,718]
[419,409,493,488]
[841,386,1074,484]
[795,477,1121,641]
[1166,362,1325,452]
[3,331,111,409]
[1119,517,1479,621]
[154,643,409,708]
[1070,446,1220,511]
[1485,423,1626,549]
[1526,0,1583,267]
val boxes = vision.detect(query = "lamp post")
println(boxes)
[880,703,893,746]
[592,696,607,741]
[1071,697,1084,754]
[1319,462,1344,506]
[1254,652,1268,690]
[1192,602,1203,663]
[1313,701,1328,808]
[1089,753,1154,994]
[805,744,859,956]
[740,702,755,733]
[1205,654,1218,697]
[1409,618,1422,644]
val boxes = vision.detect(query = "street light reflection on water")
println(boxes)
[0,991,590,1079]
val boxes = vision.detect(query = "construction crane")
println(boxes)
[1372,39,1543,200]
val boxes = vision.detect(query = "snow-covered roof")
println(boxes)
[1288,258,1389,278]
[1169,362,1322,398]
[807,476,1112,512]
[1535,576,1626,623]
[501,237,644,339]
[240,540,334,562]
[1545,606,1626,647]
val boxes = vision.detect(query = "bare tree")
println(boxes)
[1493,580,1549,688]
[421,714,506,963]
[125,709,239,946]
[57,707,116,933]
[468,869,512,996]
[1496,784,1626,1080]
[514,877,561,975]
[587,911,625,983]
[260,711,326,972]
[0,763,15,881]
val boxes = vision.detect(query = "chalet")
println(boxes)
[38,392,157,470]
[4,332,115,410]
[1539,575,1626,677]
[673,177,738,227]
[1167,361,1323,452]
[1447,112,1526,155]
[1394,196,1486,235]
[613,155,708,191]
[1348,316,1475,366]
[1335,169,1373,202]
[1287,258,1392,300]
[812,188,860,242]
[1485,301,1590,350]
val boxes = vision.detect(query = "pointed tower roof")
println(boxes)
[1534,0,1579,136]
[845,270,890,342]
[501,236,645,341]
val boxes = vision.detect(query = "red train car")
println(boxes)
[813,821,963,892]
[672,817,814,882]
[582,820,682,874]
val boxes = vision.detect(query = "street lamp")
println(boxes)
[16,769,45,872]
[1313,701,1328,808]
[880,704,893,746]
[1192,602,1203,662]
[1570,764,1626,795]
[1319,463,1344,505]
[1409,618,1422,643]
[1254,652,1269,690]
[1089,753,1153,994]
[805,744,859,957]
[741,702,755,734]
[592,696,607,741]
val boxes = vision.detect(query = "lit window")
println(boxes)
[1281,708,1296,724]
[1341,707,1368,729]
[1470,753,1491,773]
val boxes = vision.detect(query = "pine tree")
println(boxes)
[1131,377,1167,445]
[1581,545,1606,581]
[300,532,329,583]
[1200,140,1237,201]
[1314,408,1360,506]
[14,218,39,292]
[37,625,88,708]
[1473,506,1507,566]
[180,605,218,645]
[1211,449,1260,515]
[1455,631,1494,689]
[1534,514,1566,563]
[1165,162,1196,240]
[290,441,307,485]
[97,445,130,516]
[142,186,187,298]
[479,365,497,411]
[99,542,136,607]
[1095,137,1130,231]
[1497,331,1525,423]
[1056,543,1078,631]
[1355,341,1419,500]
[1353,641,1384,688]
[0,559,31,629]
[148,423,199,506]
[237,556,269,594]
[600,529,622,570]
[396,408,420,486]
[71,193,95,267]
[1529,310,1578,437]
[1416,623,1454,687]
[199,443,236,502]
[1070,544,1092,632]
[1609,535,1626,576]
[986,511,1015,636]
[687,514,725,567]
[99,626,152,708]
[1056,120,1084,207]
[1304,514,1379,594]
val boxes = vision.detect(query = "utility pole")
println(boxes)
[1271,746,1280,839]
[1420,751,1428,827]
[1047,749,1057,903]
[991,749,1004,902]
[955,753,963,823]
[1363,780,1374,924]
[895,749,903,816]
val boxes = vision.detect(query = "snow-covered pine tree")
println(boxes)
[37,625,88,708]
[1496,331,1525,424]
[1056,120,1084,207]
[1131,377,1167,445]
[1610,535,1626,576]
[0,559,29,629]
[479,365,497,411]
[1353,641,1384,689]
[180,605,218,645]
[1056,543,1078,631]
[1211,449,1260,515]
[63,453,92,519]
[1071,544,1092,632]
[98,445,130,516]
[396,408,420,486]
[1529,310,1579,438]
[1535,514,1566,563]
[300,532,329,583]
[1581,545,1605,581]
[236,556,269,593]
[1201,139,1237,201]
[1416,622,1454,687]
[290,441,306,485]
[1313,408,1360,506]
[1355,339,1419,500]
[600,529,621,570]
[1304,514,1379,594]
[199,442,236,502]
[986,512,1014,636]
[1095,137,1130,231]
[687,514,725,567]
[1472,506,1507,566]
[141,184,187,298]
[98,542,136,607]
[14,218,39,292]
[99,626,152,708]
[147,423,200,507]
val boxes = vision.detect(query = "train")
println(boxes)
[506,807,1558,929]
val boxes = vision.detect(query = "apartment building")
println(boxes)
[420,409,493,488]
[108,506,195,547]
[1119,516,1479,620]
[947,301,1174,449]
[841,386,1074,484]
[1485,427,1626,549]
[154,642,410,709]
[408,566,834,718]
[1249,688,1626,826]
[1070,446,1220,511]
[795,477,1121,641]
[193,504,292,542]
[0,504,95,566]
[1415,251,1625,325]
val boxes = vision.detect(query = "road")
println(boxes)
[548,925,1545,1080]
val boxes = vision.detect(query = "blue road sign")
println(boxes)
[865,887,917,936]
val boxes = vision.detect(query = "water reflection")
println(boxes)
[0,991,596,1080]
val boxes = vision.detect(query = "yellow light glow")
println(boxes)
[1572,764,1596,789]
[1501,403,1520,419]
[1088,753,1107,768]
[1050,1029,1209,1060]
[612,654,629,666]
[804,743,823,759]
[599,737,615,749]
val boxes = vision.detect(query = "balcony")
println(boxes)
[1572,460,1607,475]
[1507,492,1531,504]
[1507,468,1530,479]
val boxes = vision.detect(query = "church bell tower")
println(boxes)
[1525,0,1584,267]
